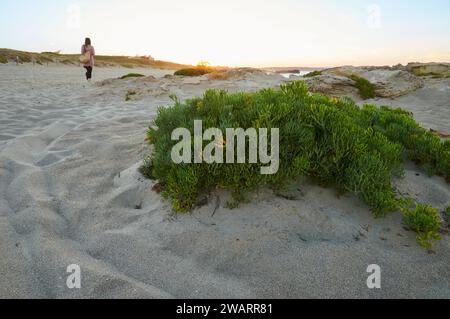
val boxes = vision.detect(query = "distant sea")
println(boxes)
[263,68,319,79]
[279,70,310,79]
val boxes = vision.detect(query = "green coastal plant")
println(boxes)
[142,81,449,246]
[357,106,450,180]
[0,54,7,64]
[401,202,442,249]
[174,68,212,77]
[303,70,375,100]
[303,70,322,78]
[120,73,145,79]
[349,74,376,100]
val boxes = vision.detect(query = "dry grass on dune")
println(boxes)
[0,48,190,69]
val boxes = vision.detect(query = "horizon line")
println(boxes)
[1,47,449,70]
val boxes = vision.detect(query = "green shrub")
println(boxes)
[357,105,450,180]
[143,81,449,246]
[304,71,375,100]
[303,70,322,78]
[174,68,212,77]
[120,73,145,79]
[402,203,442,249]
[349,75,375,100]
[0,55,7,64]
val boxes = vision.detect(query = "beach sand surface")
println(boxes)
[0,64,449,298]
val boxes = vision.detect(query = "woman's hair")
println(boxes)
[85,38,92,46]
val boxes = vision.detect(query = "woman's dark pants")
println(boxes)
[84,66,93,80]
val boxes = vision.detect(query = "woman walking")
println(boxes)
[81,38,95,80]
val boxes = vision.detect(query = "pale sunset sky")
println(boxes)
[1,0,449,67]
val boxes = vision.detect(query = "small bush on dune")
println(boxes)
[303,70,322,78]
[120,73,145,80]
[143,81,449,246]
[17,54,31,63]
[174,68,212,77]
[0,55,7,64]
[349,74,376,100]
[401,202,442,248]
[304,71,375,100]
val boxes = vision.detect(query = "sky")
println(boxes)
[1,0,450,67]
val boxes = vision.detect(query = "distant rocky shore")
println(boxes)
[300,62,450,99]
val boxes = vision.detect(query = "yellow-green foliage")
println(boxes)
[0,54,7,63]
[401,202,442,249]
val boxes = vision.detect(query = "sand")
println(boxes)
[0,63,449,299]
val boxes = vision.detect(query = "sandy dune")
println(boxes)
[0,64,449,299]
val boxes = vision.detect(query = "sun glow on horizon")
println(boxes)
[1,0,450,67]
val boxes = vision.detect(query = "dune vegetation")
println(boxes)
[303,70,376,100]
[0,49,51,64]
[303,70,322,77]
[0,48,189,69]
[401,203,442,249]
[142,81,449,248]
[349,74,376,100]
[174,67,213,77]
[120,73,145,79]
